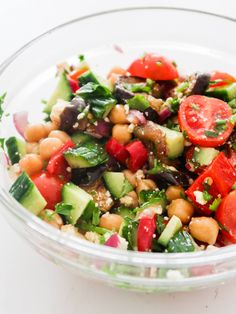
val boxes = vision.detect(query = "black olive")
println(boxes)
[149,170,191,189]
[113,85,134,103]
[143,107,159,122]
[190,73,210,95]
[59,96,87,134]
[71,164,107,186]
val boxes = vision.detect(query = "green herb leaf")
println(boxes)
[78,54,85,62]
[209,197,222,211]
[176,81,189,93]
[0,138,5,149]
[156,215,166,235]
[232,182,236,190]
[55,203,73,216]
[204,130,219,138]
[0,92,7,122]
[147,159,164,174]
[77,82,116,118]
[230,114,236,125]
[190,103,200,111]
[202,190,212,202]
[169,98,180,113]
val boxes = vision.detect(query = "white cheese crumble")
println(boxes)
[85,231,100,244]
[166,270,184,280]
[124,104,130,115]
[193,190,207,205]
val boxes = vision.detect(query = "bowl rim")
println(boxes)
[1,6,236,267]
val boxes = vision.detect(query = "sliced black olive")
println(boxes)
[71,164,107,186]
[113,85,134,103]
[59,96,87,134]
[143,107,159,122]
[190,73,210,95]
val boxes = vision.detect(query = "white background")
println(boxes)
[0,1,236,313]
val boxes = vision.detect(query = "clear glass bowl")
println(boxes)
[1,7,236,293]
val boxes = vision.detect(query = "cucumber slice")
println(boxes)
[9,172,47,215]
[158,215,182,247]
[113,206,135,219]
[119,217,138,250]
[193,147,219,166]
[127,94,150,111]
[205,83,236,101]
[167,231,195,253]
[157,125,185,159]
[64,141,108,168]
[44,73,73,114]
[103,171,133,199]
[62,182,92,225]
[71,131,93,145]
[5,136,26,164]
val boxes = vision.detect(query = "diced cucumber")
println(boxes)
[5,136,26,164]
[193,147,219,166]
[127,94,150,111]
[157,125,185,159]
[44,73,73,114]
[9,172,47,215]
[64,141,108,168]
[71,131,93,145]
[103,171,133,199]
[158,215,182,247]
[62,182,92,225]
[79,70,100,86]
[167,231,195,253]
[205,83,236,101]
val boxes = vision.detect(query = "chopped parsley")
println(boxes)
[232,182,236,190]
[190,103,200,111]
[0,92,7,122]
[176,81,189,93]
[209,197,222,211]
[78,54,85,62]
[0,138,5,149]
[55,202,73,216]
[204,130,219,138]
[170,98,180,113]
[230,114,236,125]
[202,190,212,202]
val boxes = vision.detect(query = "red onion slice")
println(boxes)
[113,44,124,54]
[158,107,172,123]
[128,110,147,125]
[13,111,28,138]
[105,233,120,248]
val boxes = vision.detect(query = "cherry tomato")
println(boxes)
[31,171,65,210]
[178,95,233,147]
[210,71,236,88]
[215,190,236,243]
[127,53,179,81]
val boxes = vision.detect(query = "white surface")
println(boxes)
[0,1,236,313]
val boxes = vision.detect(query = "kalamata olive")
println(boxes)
[190,73,210,95]
[113,85,134,103]
[59,96,88,134]
[143,107,159,122]
[149,170,191,189]
[71,164,107,186]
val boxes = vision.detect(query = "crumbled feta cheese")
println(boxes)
[77,112,85,120]
[104,117,110,122]
[206,245,219,252]
[193,190,208,205]
[85,231,100,244]
[135,169,145,180]
[128,123,135,133]
[66,167,71,173]
[73,122,79,128]
[118,236,128,250]
[124,104,130,115]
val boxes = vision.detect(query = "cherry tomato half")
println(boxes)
[127,53,179,81]
[178,95,233,147]
[210,71,236,88]
[216,190,236,243]
[31,171,65,210]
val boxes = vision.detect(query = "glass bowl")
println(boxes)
[1,7,236,293]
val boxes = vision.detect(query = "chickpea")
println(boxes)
[112,124,132,145]
[26,142,39,154]
[19,154,43,176]
[107,66,127,78]
[44,121,58,134]
[147,95,163,112]
[189,217,219,245]
[48,130,71,143]
[109,105,129,124]
[39,138,63,160]
[24,124,48,142]
[167,198,194,224]
[166,185,185,201]
[136,179,157,194]
[99,213,124,232]
[39,209,63,229]
[123,169,137,187]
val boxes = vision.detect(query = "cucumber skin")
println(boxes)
[103,172,133,199]
[5,137,26,164]
[9,172,46,215]
[205,83,236,101]
[158,215,182,247]
[44,73,73,114]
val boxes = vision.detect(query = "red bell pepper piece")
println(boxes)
[186,153,236,215]
[126,140,148,172]
[47,140,75,180]
[137,215,156,252]
[105,138,129,164]
[67,77,79,93]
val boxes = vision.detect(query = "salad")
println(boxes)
[3,52,236,253]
